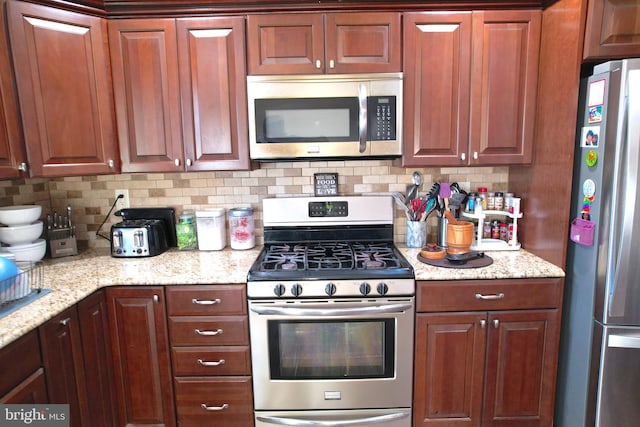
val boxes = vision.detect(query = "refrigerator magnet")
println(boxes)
[588,79,606,107]
[586,150,598,167]
[581,126,600,148]
[588,106,603,123]
[583,179,596,199]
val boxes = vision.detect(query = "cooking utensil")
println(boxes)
[391,192,411,220]
[445,210,459,225]
[406,171,423,205]
[439,182,451,212]
[445,251,485,265]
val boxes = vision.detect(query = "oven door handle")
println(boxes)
[257,411,409,426]
[249,303,412,317]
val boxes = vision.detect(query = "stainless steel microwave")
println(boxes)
[247,73,403,160]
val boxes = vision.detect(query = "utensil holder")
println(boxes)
[437,216,448,248]
[406,221,427,248]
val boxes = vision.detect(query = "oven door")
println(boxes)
[248,297,414,411]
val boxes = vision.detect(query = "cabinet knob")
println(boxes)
[473,151,479,160]
[480,319,486,328]
[460,153,466,161]
[108,159,115,169]
[329,59,335,69]
[315,59,321,69]
[174,158,181,167]
[186,158,192,167]
[17,162,28,172]
[59,317,71,326]
[153,294,159,303]
[493,319,500,328]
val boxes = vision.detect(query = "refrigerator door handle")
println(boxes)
[609,69,640,318]
[608,333,640,349]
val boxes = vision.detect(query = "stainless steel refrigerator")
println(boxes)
[555,58,640,427]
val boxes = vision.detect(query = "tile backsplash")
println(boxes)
[1,160,509,249]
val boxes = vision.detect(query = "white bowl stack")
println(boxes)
[0,205,46,262]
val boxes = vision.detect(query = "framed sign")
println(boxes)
[314,173,338,196]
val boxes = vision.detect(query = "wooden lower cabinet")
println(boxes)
[39,306,90,427]
[107,287,176,427]
[0,330,47,404]
[167,285,254,427]
[414,279,562,427]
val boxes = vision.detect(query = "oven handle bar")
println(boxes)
[249,303,412,317]
[256,411,409,426]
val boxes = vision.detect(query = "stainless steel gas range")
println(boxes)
[247,196,415,427]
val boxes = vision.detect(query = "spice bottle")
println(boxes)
[466,192,478,212]
[487,192,496,210]
[495,192,505,211]
[477,187,488,209]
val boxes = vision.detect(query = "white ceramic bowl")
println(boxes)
[0,205,42,226]
[0,239,46,262]
[0,221,43,245]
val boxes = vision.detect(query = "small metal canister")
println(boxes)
[229,207,255,250]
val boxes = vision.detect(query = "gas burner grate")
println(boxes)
[352,243,402,270]
[306,242,354,271]
[259,244,306,271]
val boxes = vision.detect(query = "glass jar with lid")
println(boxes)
[176,210,198,250]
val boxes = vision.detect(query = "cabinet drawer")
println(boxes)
[169,316,249,346]
[417,278,563,312]
[174,376,253,427]
[0,330,42,397]
[172,346,251,376]
[166,285,246,316]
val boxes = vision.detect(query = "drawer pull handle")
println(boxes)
[195,328,223,336]
[201,403,229,411]
[192,298,222,305]
[475,293,505,300]
[197,358,225,367]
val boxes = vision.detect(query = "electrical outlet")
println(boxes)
[115,189,130,209]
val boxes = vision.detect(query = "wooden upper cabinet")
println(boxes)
[110,17,250,172]
[176,17,250,171]
[247,12,401,75]
[0,0,27,179]
[402,10,540,167]
[402,12,472,166]
[583,0,640,61]
[6,0,118,177]
[469,10,540,165]
[109,19,184,173]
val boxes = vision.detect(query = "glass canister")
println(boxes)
[176,210,198,250]
[195,208,226,251]
[229,207,255,250]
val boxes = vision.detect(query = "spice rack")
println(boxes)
[462,207,523,251]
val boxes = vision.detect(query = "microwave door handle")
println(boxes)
[257,411,409,426]
[358,83,367,153]
[250,303,412,317]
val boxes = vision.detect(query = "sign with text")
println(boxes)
[0,405,69,426]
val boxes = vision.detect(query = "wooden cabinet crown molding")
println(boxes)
[24,0,556,18]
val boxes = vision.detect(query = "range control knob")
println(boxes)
[359,282,371,296]
[377,283,389,295]
[274,284,286,297]
[291,283,303,297]
[325,283,337,296]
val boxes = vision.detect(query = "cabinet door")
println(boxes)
[0,369,47,404]
[107,287,176,427]
[583,0,640,60]
[402,12,472,167]
[176,17,250,171]
[78,290,117,427]
[39,306,90,427]
[247,13,324,75]
[469,10,540,165]
[413,312,486,427]
[109,19,184,173]
[0,330,46,403]
[7,1,118,177]
[0,0,26,179]
[483,310,559,427]
[325,12,401,74]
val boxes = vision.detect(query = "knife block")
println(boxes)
[47,228,78,258]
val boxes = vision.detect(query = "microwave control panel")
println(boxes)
[368,96,397,141]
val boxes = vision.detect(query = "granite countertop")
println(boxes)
[0,246,564,349]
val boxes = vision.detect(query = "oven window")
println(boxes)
[267,319,395,380]
[255,98,359,143]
